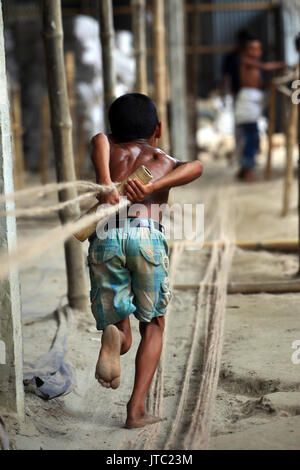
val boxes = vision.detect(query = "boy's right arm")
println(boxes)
[91,133,120,205]
[242,57,286,72]
[124,158,203,203]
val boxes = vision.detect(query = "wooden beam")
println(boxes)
[153,0,170,152]
[282,98,297,217]
[40,93,51,184]
[265,82,277,181]
[2,1,278,20]
[173,280,300,295]
[98,0,117,133]
[168,239,299,252]
[186,1,277,13]
[167,0,188,160]
[131,0,148,94]
[42,0,89,312]
[0,0,24,420]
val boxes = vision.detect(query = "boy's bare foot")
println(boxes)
[125,413,162,429]
[95,325,121,389]
[243,169,256,182]
[236,167,246,180]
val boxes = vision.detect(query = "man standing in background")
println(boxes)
[235,36,285,182]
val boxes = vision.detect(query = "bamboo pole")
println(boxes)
[167,0,188,161]
[298,54,300,276]
[11,84,25,189]
[40,93,51,184]
[173,280,300,295]
[0,0,24,420]
[42,0,88,312]
[65,51,76,119]
[168,239,299,252]
[131,0,147,94]
[76,115,86,179]
[153,0,170,152]
[282,99,297,216]
[65,51,79,178]
[98,0,117,132]
[188,0,200,161]
[265,82,277,180]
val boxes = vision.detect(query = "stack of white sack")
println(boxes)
[74,15,135,139]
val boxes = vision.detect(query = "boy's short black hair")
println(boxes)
[236,29,252,48]
[108,93,159,142]
[243,33,260,49]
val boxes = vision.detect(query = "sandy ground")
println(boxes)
[3,150,300,450]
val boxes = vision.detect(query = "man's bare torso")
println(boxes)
[108,137,176,221]
[240,61,262,89]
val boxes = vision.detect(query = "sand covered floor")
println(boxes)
[5,157,300,450]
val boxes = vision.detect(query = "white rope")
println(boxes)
[0,198,129,281]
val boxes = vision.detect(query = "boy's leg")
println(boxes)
[95,317,132,389]
[126,316,165,429]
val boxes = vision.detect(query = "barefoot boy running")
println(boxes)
[88,93,203,429]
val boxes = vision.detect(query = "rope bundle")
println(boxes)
[0,180,127,280]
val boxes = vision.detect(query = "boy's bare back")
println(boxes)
[107,136,177,218]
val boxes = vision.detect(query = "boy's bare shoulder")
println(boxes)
[91,132,107,145]
[140,142,178,166]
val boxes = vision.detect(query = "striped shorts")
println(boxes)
[88,218,171,331]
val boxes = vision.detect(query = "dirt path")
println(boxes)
[7,159,300,450]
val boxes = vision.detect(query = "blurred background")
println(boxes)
[2,0,299,180]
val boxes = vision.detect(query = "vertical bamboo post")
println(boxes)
[42,0,88,312]
[11,84,25,189]
[190,0,200,161]
[131,0,147,94]
[98,0,117,133]
[153,0,170,153]
[76,115,86,179]
[297,56,300,276]
[65,51,78,177]
[167,0,188,161]
[0,0,24,420]
[265,82,277,180]
[282,99,297,217]
[40,93,51,184]
[65,51,76,121]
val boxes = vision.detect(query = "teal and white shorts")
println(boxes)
[88,218,171,331]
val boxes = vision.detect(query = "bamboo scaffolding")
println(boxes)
[153,0,170,152]
[42,0,88,312]
[282,99,297,216]
[131,0,147,94]
[65,51,80,179]
[76,115,86,179]
[3,2,278,21]
[298,53,300,276]
[265,82,277,180]
[0,0,24,420]
[40,93,51,184]
[11,84,25,189]
[65,51,76,118]
[98,0,117,132]
[167,0,188,161]
[188,0,200,161]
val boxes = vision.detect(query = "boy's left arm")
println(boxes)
[124,159,203,203]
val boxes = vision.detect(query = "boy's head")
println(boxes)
[243,35,262,60]
[108,93,161,143]
[236,29,252,51]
